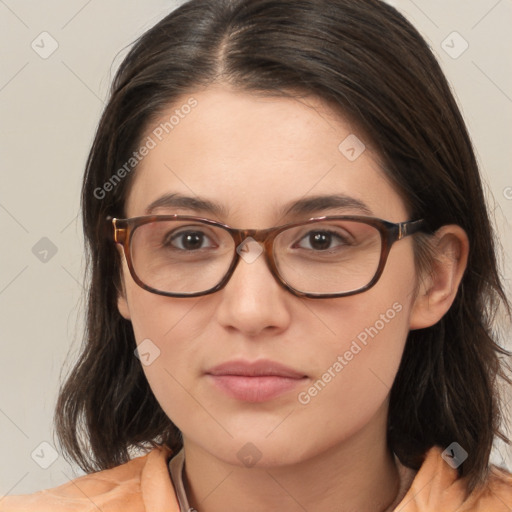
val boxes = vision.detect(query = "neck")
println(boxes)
[181,404,402,512]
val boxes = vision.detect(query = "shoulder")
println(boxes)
[395,446,512,512]
[0,445,177,512]
[466,464,512,511]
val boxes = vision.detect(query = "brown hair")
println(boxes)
[55,0,511,494]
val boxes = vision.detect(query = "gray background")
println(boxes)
[1,0,511,495]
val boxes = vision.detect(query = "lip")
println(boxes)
[206,359,308,403]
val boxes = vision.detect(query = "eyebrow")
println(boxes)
[144,193,228,217]
[279,194,373,217]
[144,192,373,218]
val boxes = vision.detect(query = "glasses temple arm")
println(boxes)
[398,219,426,239]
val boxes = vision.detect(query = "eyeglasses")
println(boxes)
[108,214,425,299]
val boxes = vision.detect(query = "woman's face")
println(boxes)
[117,86,421,467]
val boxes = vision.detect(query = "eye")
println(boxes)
[294,229,351,251]
[166,228,217,251]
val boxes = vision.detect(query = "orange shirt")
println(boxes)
[1,445,511,511]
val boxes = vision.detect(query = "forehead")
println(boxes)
[124,86,407,224]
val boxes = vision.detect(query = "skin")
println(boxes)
[116,85,469,512]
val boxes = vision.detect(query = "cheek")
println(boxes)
[123,283,217,423]
[296,298,410,420]
[296,245,416,416]
[122,253,213,344]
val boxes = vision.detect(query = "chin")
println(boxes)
[199,432,315,469]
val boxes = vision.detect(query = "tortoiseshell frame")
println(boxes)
[108,215,425,299]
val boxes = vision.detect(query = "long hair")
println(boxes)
[55,0,511,494]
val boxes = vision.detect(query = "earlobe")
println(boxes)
[117,287,131,320]
[409,225,469,330]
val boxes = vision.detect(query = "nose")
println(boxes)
[214,238,292,337]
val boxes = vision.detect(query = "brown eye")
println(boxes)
[165,228,217,251]
[295,230,349,251]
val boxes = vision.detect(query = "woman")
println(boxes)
[2,0,511,510]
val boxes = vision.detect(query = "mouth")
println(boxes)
[205,359,308,403]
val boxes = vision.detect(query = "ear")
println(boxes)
[409,225,469,330]
[116,245,131,321]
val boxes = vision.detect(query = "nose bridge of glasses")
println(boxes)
[228,226,280,277]
[230,226,268,241]
[224,229,285,298]
[229,226,276,251]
